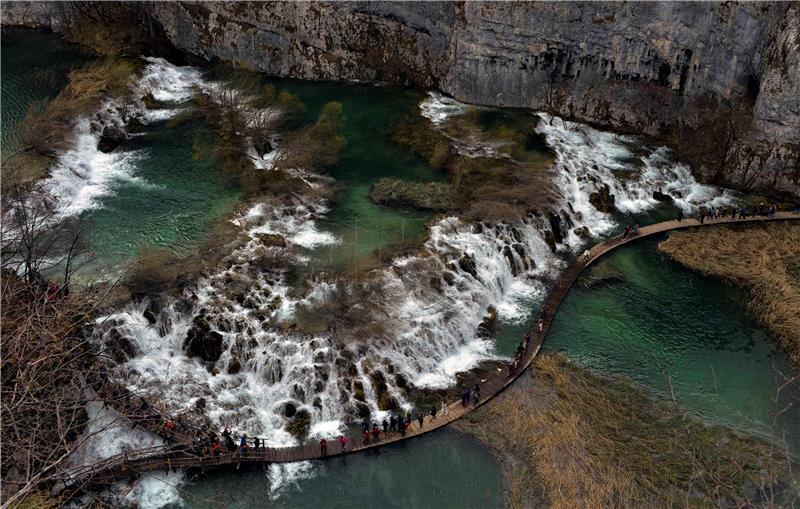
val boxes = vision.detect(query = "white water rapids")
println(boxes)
[47,66,735,507]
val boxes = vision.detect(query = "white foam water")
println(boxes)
[419,91,473,124]
[42,58,206,217]
[90,90,741,509]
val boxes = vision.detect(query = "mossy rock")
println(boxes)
[285,409,311,439]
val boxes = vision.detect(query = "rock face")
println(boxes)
[3,1,798,197]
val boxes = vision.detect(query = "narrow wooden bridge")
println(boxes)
[59,212,799,491]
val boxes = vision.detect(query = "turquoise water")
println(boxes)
[262,79,441,267]
[184,428,502,509]
[0,27,91,154]
[82,118,242,271]
[544,235,800,451]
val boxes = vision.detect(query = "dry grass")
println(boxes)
[658,223,800,365]
[458,353,797,509]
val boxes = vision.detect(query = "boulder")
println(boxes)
[574,226,591,239]
[142,308,157,325]
[589,184,617,212]
[105,327,136,363]
[652,190,674,203]
[97,125,126,153]
[457,253,478,278]
[183,314,224,362]
[227,357,241,374]
[285,409,311,439]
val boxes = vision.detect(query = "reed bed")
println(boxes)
[658,223,800,366]
[459,354,797,509]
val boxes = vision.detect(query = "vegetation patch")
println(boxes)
[388,109,557,222]
[369,177,455,211]
[658,223,800,366]
[457,353,798,509]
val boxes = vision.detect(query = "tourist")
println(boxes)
[537,318,544,332]
[440,399,449,417]
[751,206,757,219]
[398,414,406,436]
[362,429,370,445]
[390,414,398,433]
[211,441,222,457]
[465,386,472,406]
[730,207,737,219]
[633,223,640,235]
[417,412,424,429]
[339,435,349,452]
[239,433,249,452]
[165,419,176,432]
[430,404,437,422]
[473,384,481,406]
[253,436,260,451]
[372,424,381,442]
[622,224,631,239]
[361,419,369,434]
[581,249,591,262]
[382,419,389,433]
[320,438,327,455]
[677,209,684,222]
[699,210,705,224]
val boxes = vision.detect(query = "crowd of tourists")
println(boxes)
[676,202,780,224]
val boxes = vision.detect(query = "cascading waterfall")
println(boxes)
[94,88,736,461]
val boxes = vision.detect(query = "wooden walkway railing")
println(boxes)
[59,212,799,489]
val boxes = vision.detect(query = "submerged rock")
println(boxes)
[579,261,625,289]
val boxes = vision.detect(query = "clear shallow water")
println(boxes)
[261,79,441,268]
[544,236,800,451]
[82,118,242,270]
[183,428,502,509]
[0,28,91,153]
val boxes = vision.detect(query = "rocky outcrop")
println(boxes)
[184,312,224,363]
[3,1,798,197]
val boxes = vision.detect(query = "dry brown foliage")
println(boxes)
[658,223,800,365]
[460,353,797,509]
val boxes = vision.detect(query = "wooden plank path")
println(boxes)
[58,212,799,489]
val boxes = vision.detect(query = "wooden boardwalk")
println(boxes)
[58,212,799,489]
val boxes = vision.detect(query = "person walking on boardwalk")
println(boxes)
[253,436,260,451]
[441,399,449,417]
[239,433,249,452]
[362,429,370,445]
[382,419,389,433]
[417,412,424,429]
[339,435,349,452]
[398,414,406,436]
[473,384,481,406]
[372,424,381,442]
[430,404,437,422]
[390,414,397,433]
[320,438,327,455]
[677,209,683,222]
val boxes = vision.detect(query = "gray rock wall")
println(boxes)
[3,1,797,196]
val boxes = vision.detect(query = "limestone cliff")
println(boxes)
[3,1,797,197]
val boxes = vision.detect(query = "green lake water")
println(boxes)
[544,235,800,451]
[6,28,798,508]
[0,27,91,154]
[184,428,502,509]
[263,78,440,268]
